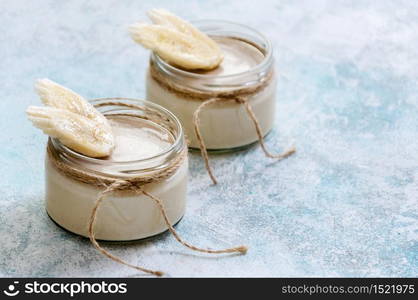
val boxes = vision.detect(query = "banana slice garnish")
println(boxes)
[35,79,112,134]
[129,9,223,70]
[27,79,114,157]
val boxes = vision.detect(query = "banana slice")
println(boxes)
[35,79,112,134]
[129,9,223,70]
[27,106,114,158]
[29,79,115,157]
[147,9,219,50]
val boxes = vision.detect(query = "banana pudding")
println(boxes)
[46,103,188,241]
[130,12,276,151]
[27,81,188,241]
[146,29,275,150]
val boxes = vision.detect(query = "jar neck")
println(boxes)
[48,98,185,179]
[150,20,274,93]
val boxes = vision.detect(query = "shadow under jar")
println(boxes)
[146,20,276,151]
[45,98,188,241]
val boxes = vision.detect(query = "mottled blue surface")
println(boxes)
[0,0,417,277]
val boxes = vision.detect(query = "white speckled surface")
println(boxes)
[0,0,417,277]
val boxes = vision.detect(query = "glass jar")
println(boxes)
[146,20,275,151]
[45,98,188,241]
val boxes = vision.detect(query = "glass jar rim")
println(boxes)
[50,97,185,170]
[152,19,273,81]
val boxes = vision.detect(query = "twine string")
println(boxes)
[192,98,225,185]
[88,181,247,277]
[88,181,164,276]
[193,96,296,185]
[141,188,247,254]
[241,98,296,159]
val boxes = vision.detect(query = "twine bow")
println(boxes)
[193,97,296,184]
[150,60,296,185]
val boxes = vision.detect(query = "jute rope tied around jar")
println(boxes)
[150,61,296,185]
[47,102,247,277]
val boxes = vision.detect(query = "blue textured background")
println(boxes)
[0,0,417,277]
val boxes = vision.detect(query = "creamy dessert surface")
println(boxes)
[105,115,174,162]
[195,37,265,76]
[72,115,176,174]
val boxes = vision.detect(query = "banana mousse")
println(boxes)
[27,81,188,241]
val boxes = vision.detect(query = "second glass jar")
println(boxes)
[146,20,276,151]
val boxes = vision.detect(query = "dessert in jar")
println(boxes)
[26,79,188,241]
[146,21,275,150]
[45,98,188,241]
[130,10,295,184]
